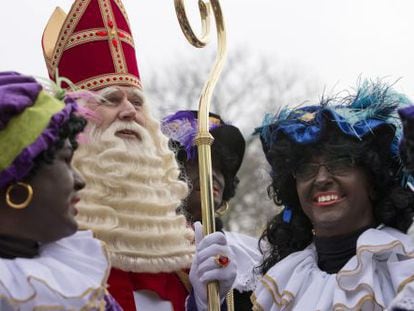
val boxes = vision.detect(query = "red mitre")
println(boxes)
[42,0,141,91]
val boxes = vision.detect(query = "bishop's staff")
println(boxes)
[174,0,227,310]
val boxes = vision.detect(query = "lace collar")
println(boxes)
[253,227,414,310]
[0,230,110,310]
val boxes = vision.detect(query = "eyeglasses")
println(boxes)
[293,158,356,181]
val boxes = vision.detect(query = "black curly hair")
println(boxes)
[29,113,86,175]
[259,125,414,275]
[211,139,240,202]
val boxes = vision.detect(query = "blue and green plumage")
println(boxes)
[256,80,412,157]
[255,80,413,187]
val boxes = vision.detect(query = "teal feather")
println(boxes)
[255,79,414,187]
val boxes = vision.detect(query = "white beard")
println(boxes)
[73,117,194,273]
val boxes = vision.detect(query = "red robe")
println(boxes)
[108,268,190,311]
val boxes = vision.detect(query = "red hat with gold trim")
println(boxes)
[42,0,141,91]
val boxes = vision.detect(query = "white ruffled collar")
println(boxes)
[253,227,414,310]
[0,230,110,310]
[225,231,261,292]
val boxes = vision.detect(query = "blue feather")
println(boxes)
[254,79,414,188]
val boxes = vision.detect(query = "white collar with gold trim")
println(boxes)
[252,227,414,310]
[0,230,110,310]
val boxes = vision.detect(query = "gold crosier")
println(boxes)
[174,0,227,310]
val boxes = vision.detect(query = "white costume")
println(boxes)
[253,227,414,311]
[0,231,109,310]
[226,231,262,293]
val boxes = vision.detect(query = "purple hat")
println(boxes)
[161,110,245,178]
[0,71,78,188]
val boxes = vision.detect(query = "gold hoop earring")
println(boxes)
[215,201,230,217]
[6,182,33,209]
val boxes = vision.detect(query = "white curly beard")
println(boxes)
[73,109,194,273]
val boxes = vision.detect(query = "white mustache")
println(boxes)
[91,121,151,144]
[111,121,143,133]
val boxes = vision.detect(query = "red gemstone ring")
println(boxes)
[214,254,230,268]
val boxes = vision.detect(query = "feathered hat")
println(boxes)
[161,110,245,181]
[0,71,79,188]
[42,0,141,91]
[255,81,412,168]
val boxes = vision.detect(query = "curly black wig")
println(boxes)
[259,125,414,275]
[211,139,241,202]
[29,113,86,175]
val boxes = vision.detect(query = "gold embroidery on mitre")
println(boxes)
[43,0,91,79]
[64,28,134,52]
[99,0,128,74]
[113,0,130,24]
[43,0,137,89]
[65,28,107,50]
[76,73,141,91]
[118,30,134,47]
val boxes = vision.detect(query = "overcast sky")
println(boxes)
[1,0,414,99]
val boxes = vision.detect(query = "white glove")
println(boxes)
[189,221,237,311]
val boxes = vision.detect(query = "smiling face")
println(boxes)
[85,86,146,141]
[184,160,225,222]
[0,140,85,243]
[295,154,375,237]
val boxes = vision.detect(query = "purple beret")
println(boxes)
[0,72,42,130]
[0,71,78,188]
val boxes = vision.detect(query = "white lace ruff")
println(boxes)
[226,231,262,292]
[0,230,110,310]
[252,227,414,311]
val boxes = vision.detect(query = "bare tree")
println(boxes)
[145,49,319,236]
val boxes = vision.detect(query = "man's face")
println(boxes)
[86,86,146,139]
[184,160,225,222]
